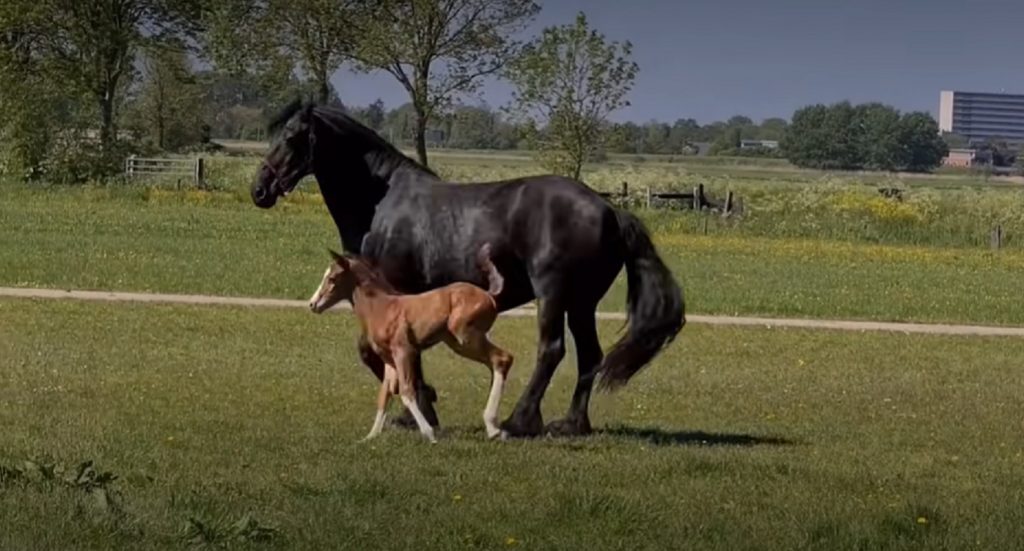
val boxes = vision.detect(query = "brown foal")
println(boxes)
[308,245,513,443]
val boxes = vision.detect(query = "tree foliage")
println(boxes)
[783,102,947,172]
[125,42,205,151]
[1,0,200,181]
[203,0,360,105]
[355,0,539,166]
[503,12,637,179]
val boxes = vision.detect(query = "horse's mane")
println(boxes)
[267,98,306,137]
[266,100,439,178]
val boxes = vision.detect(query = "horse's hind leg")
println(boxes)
[395,349,437,443]
[363,364,396,442]
[482,339,514,439]
[359,332,440,431]
[546,308,601,436]
[445,331,514,439]
[501,298,565,438]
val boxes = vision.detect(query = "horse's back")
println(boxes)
[368,173,625,307]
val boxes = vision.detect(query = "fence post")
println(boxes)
[692,186,700,210]
[621,181,628,198]
[645,186,652,209]
[194,157,205,189]
[991,225,1003,250]
[724,190,734,216]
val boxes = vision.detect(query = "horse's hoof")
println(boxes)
[545,417,593,437]
[500,412,543,438]
[486,427,508,440]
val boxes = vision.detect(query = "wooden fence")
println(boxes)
[597,182,741,216]
[124,156,205,188]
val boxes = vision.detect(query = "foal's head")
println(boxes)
[308,250,389,313]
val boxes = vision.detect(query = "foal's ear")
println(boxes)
[327,248,348,267]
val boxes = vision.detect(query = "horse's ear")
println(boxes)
[328,248,348,268]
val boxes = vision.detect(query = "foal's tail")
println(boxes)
[477,243,504,297]
[597,210,685,391]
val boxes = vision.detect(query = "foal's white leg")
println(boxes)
[483,370,506,439]
[363,410,387,441]
[399,395,437,443]
[362,365,396,442]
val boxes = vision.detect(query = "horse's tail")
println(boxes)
[598,209,685,391]
[477,243,504,297]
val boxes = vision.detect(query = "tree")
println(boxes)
[503,12,638,180]
[128,43,204,150]
[447,104,499,149]
[2,0,199,179]
[0,1,61,178]
[668,118,702,150]
[355,0,539,166]
[784,102,947,173]
[784,104,832,168]
[974,137,1016,167]
[896,112,947,172]
[204,0,361,105]
[757,117,789,141]
[708,126,741,156]
[38,0,200,153]
[855,102,902,171]
[642,120,670,154]
[362,98,387,132]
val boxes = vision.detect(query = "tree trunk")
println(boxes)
[571,159,582,181]
[99,94,116,152]
[157,113,165,150]
[414,107,429,167]
[318,77,330,105]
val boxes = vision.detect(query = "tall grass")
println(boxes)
[195,155,1024,250]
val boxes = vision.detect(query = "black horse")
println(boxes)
[252,101,684,437]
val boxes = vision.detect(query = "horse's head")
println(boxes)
[308,250,358,313]
[252,101,317,208]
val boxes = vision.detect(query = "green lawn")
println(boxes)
[3,184,1024,326]
[2,298,1023,549]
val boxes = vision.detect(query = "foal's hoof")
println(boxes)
[545,417,593,438]
[500,413,543,438]
[390,409,442,431]
[486,427,510,441]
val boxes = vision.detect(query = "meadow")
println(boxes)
[198,150,1024,250]
[3,184,1024,325]
[3,153,1024,549]
[3,299,1024,550]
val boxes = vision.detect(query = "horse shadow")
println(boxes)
[597,425,797,448]
[441,424,796,447]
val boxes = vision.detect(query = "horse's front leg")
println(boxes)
[358,332,440,430]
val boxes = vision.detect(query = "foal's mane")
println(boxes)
[344,255,399,294]
[266,100,439,178]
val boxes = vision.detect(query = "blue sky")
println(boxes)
[332,0,1024,124]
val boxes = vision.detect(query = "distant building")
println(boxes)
[938,90,1024,145]
[739,139,779,149]
[942,148,977,168]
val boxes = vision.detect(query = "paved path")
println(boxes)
[3,286,1023,338]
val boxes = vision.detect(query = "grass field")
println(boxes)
[4,154,1024,549]
[2,298,1023,550]
[3,184,1024,325]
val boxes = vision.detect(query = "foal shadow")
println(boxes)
[598,425,797,448]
